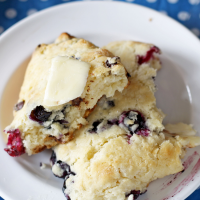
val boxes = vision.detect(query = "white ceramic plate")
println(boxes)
[0,2,200,200]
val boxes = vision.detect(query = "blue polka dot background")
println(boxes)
[0,0,200,37]
[0,0,200,200]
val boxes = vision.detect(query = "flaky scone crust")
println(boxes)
[52,41,200,200]
[5,33,128,155]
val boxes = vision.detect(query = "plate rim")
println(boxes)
[1,1,200,45]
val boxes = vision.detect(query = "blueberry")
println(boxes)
[98,96,115,110]
[62,171,76,200]
[14,100,25,111]
[106,60,112,68]
[71,97,83,106]
[107,101,115,107]
[107,119,118,125]
[62,178,66,192]
[63,178,71,200]
[65,194,71,200]
[50,150,57,166]
[118,110,149,137]
[88,111,149,136]
[105,56,120,68]
[51,151,76,179]
[57,160,71,178]
[55,120,69,125]
[125,190,141,200]
[88,120,103,133]
[29,106,52,123]
[64,194,71,200]
[4,129,25,157]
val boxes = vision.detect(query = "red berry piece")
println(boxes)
[137,46,160,65]
[4,129,25,157]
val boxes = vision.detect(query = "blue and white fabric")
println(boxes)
[0,0,200,38]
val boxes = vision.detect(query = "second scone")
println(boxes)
[50,41,200,200]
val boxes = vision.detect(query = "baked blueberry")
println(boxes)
[50,150,57,166]
[51,151,75,179]
[125,190,140,200]
[55,120,69,125]
[97,96,115,110]
[107,101,115,107]
[62,178,71,200]
[119,111,149,136]
[29,106,52,123]
[88,120,103,133]
[106,56,120,68]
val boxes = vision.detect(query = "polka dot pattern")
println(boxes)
[146,0,157,3]
[191,28,200,36]
[27,9,37,16]
[0,0,199,43]
[189,0,200,5]
[5,8,17,19]
[167,0,179,3]
[159,10,168,15]
[0,26,4,34]
[178,11,191,21]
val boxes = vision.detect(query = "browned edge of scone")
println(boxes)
[6,32,130,156]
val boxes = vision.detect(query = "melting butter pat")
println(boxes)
[44,56,91,106]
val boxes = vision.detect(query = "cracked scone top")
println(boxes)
[50,41,200,200]
[52,127,199,200]
[88,41,164,133]
[4,33,128,156]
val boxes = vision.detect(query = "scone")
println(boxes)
[88,41,164,133]
[51,125,199,200]
[4,33,128,156]
[50,41,200,200]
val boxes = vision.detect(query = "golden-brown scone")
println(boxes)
[88,41,164,133]
[4,33,128,156]
[52,125,200,200]
[50,41,200,200]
